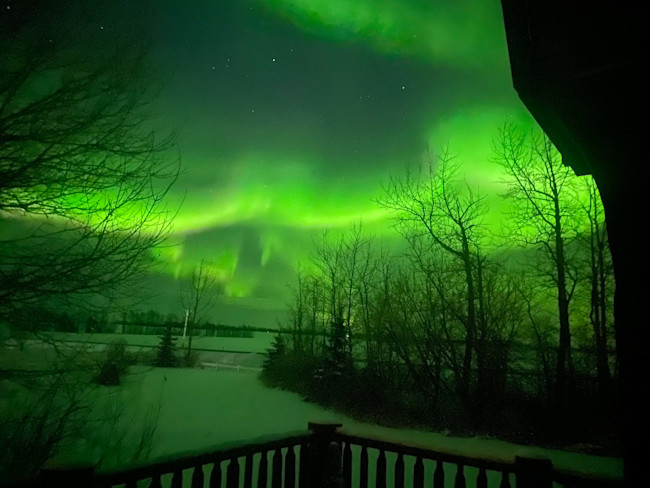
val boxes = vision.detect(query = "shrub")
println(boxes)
[94,339,130,386]
[154,326,178,367]
[105,338,130,372]
[263,333,287,370]
[96,362,121,386]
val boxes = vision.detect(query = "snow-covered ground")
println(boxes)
[2,338,623,486]
[67,366,623,483]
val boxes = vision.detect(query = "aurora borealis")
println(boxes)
[4,0,542,324]
[137,0,539,323]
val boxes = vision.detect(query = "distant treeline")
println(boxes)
[118,322,256,338]
[6,307,269,338]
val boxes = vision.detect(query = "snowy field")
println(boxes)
[1,339,623,486]
[19,332,274,370]
[74,367,622,482]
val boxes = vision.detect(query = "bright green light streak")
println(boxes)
[171,246,240,284]
[166,152,392,234]
[225,279,254,299]
[257,0,505,67]
[156,143,603,302]
[426,107,536,232]
[426,110,599,242]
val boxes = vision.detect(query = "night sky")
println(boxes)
[93,1,536,324]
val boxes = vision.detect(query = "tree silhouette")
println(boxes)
[0,0,178,320]
[180,259,221,361]
[154,326,179,368]
[379,148,487,401]
[264,333,287,371]
[580,177,614,399]
[494,124,581,402]
[325,314,352,379]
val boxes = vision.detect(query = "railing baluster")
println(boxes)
[454,464,466,488]
[499,471,511,488]
[342,442,352,488]
[476,467,488,488]
[433,460,444,488]
[298,443,308,488]
[394,452,405,488]
[172,469,183,488]
[243,454,253,488]
[192,464,205,488]
[271,448,283,488]
[210,460,223,488]
[376,449,387,488]
[285,445,297,488]
[149,474,163,488]
[227,457,240,488]
[258,451,269,488]
[359,445,369,488]
[413,456,424,488]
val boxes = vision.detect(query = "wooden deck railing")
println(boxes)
[8,422,622,488]
[94,430,311,488]
[337,431,518,488]
[334,430,622,488]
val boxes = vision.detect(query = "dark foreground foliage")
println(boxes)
[262,332,622,457]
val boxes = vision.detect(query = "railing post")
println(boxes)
[306,421,343,488]
[515,456,552,488]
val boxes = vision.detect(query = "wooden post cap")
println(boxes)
[307,422,343,434]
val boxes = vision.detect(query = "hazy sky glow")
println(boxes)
[129,1,538,320]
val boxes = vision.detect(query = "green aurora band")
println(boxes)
[119,1,595,316]
[256,0,507,67]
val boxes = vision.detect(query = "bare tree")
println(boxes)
[382,256,448,408]
[180,259,220,361]
[287,266,308,355]
[312,231,347,340]
[354,238,386,369]
[494,124,581,401]
[286,267,328,359]
[379,148,486,401]
[473,258,523,415]
[362,246,399,382]
[340,223,376,357]
[516,278,556,403]
[0,3,179,479]
[0,0,178,320]
[579,177,614,398]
